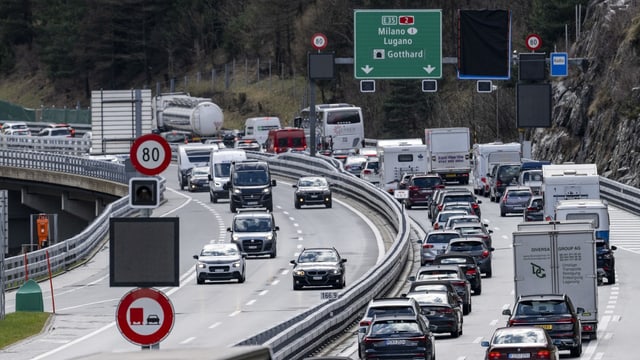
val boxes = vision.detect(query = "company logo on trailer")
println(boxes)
[399,16,414,25]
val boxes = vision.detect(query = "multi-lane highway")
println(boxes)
[2,164,640,360]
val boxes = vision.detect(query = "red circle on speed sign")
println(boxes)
[525,34,542,51]
[311,33,328,50]
[129,134,172,176]
[116,288,174,346]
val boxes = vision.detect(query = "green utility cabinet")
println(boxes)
[15,279,44,312]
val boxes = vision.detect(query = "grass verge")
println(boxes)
[0,312,51,349]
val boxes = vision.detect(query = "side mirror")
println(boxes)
[342,258,348,263]
[223,181,230,190]
[408,275,416,282]
[290,259,297,265]
[576,307,585,314]
[610,245,618,251]
[193,255,199,260]
[502,309,512,316]
[292,184,297,188]
[227,227,232,232]
[208,174,212,181]
[271,179,277,186]
[275,226,280,231]
[480,340,490,347]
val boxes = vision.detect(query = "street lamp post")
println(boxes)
[493,85,499,140]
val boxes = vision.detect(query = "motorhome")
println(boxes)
[243,117,281,147]
[176,143,219,190]
[208,149,248,203]
[471,142,521,196]
[541,163,600,219]
[377,141,428,194]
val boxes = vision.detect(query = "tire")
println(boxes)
[180,181,184,190]
[212,194,218,203]
[405,201,412,209]
[485,268,492,278]
[570,344,582,357]
[294,201,301,209]
[500,210,505,217]
[326,200,332,208]
[474,286,482,296]
[270,247,277,259]
[196,277,204,285]
[238,270,246,283]
[608,268,616,284]
[463,303,470,315]
[267,201,273,212]
[230,203,236,213]
[293,281,302,290]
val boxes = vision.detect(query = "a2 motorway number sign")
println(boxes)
[354,9,442,79]
[129,134,172,176]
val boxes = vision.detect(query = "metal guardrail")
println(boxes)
[2,148,640,359]
[0,134,91,156]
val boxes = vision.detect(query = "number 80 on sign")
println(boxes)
[129,134,172,176]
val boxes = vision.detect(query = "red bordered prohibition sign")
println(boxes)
[129,134,172,176]
[116,288,175,346]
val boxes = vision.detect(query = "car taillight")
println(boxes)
[439,307,453,314]
[496,180,502,187]
[481,250,490,258]
[488,351,502,360]
[363,169,372,175]
[359,320,371,327]
[433,223,440,230]
[472,203,479,209]
[409,185,419,191]
[465,268,477,276]
[437,204,443,211]
[452,281,465,287]
[406,336,426,342]
[363,337,384,344]
[508,319,528,325]
[422,244,434,249]
[481,177,487,183]
[582,324,594,332]
[537,349,551,359]
[527,206,536,212]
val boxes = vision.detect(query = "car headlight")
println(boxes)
[266,233,273,240]
[233,188,242,195]
[262,187,271,194]
[197,262,206,269]
[293,270,305,276]
[232,261,241,268]
[331,269,342,275]
[232,234,240,241]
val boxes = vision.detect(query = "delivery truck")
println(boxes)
[425,127,471,184]
[471,142,521,196]
[512,220,598,339]
[541,163,600,220]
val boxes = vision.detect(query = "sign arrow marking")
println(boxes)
[423,65,436,74]
[361,65,374,74]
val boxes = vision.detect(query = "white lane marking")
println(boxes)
[472,336,483,343]
[298,237,304,241]
[293,223,299,227]
[598,315,610,332]
[583,338,598,359]
[209,322,221,329]
[289,217,295,221]
[58,298,120,312]
[297,230,302,234]
[502,303,511,310]
[272,279,280,286]
[246,299,256,306]
[489,319,498,326]
[229,310,241,317]
[31,323,116,360]
[259,290,268,296]
[180,337,196,344]
[280,269,289,275]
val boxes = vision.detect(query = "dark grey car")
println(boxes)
[499,186,532,216]
[444,238,494,278]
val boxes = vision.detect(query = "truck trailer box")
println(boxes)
[512,220,598,338]
[471,142,521,196]
[424,127,471,184]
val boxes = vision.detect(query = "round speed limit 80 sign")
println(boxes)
[129,134,172,176]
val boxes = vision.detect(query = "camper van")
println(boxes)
[541,163,600,219]
[377,141,428,194]
[208,149,247,203]
[265,128,307,154]
[471,142,521,196]
[555,199,610,242]
[177,143,219,190]
[244,117,281,146]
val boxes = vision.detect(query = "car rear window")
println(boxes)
[370,320,420,335]
[449,241,484,251]
[426,233,460,243]
[412,177,441,188]
[443,194,475,203]
[509,191,532,198]
[516,300,568,315]
[367,306,416,317]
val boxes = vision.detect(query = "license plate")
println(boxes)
[214,269,224,272]
[247,245,258,249]
[445,174,456,177]
[313,276,323,280]
[310,195,319,198]
[247,201,258,205]
[536,324,553,330]
[508,354,531,359]
[385,339,406,345]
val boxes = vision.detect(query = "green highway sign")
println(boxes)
[354,9,442,79]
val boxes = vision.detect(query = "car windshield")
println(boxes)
[234,170,269,185]
[299,178,327,187]
[234,217,272,232]
[201,246,238,256]
[214,163,232,177]
[299,250,337,263]
[192,167,208,176]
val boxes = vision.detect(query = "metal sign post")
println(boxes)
[0,190,7,320]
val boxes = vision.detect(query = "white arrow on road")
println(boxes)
[361,65,374,74]
[423,65,436,74]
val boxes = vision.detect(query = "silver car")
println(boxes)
[417,230,462,266]
[193,243,246,284]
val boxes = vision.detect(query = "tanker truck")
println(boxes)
[152,92,224,139]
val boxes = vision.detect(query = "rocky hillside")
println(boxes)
[532,1,640,186]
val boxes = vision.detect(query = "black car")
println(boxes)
[405,291,464,338]
[411,264,472,315]
[433,254,482,295]
[444,238,494,278]
[290,247,347,290]
[360,315,436,360]
[596,239,616,285]
[292,176,333,208]
[503,294,583,357]
[523,195,545,221]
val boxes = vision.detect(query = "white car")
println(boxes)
[193,243,246,284]
[433,210,468,230]
[359,157,380,184]
[2,121,30,135]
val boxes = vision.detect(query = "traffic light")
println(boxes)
[129,177,159,208]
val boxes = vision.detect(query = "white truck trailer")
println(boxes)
[541,163,600,220]
[424,127,471,184]
[471,142,521,196]
[513,220,599,339]
[377,141,428,194]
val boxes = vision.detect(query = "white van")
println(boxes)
[555,199,610,242]
[243,117,281,146]
[176,143,219,190]
[208,149,247,203]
